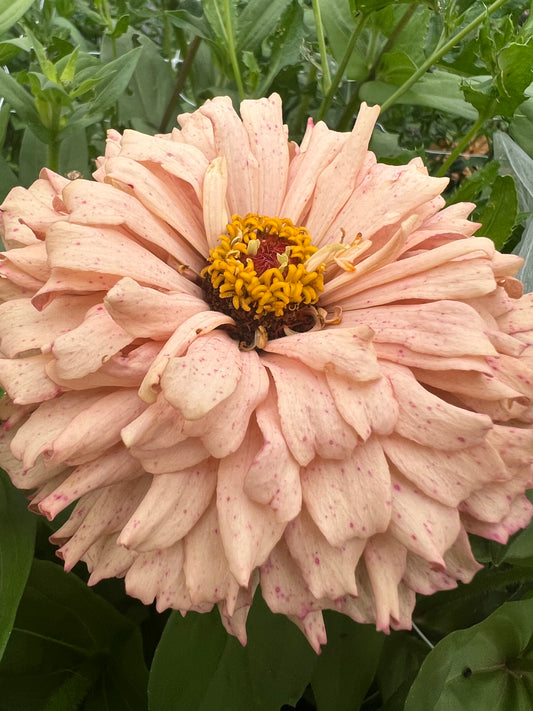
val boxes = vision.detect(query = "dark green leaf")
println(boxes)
[495,42,533,117]
[0,470,35,661]
[376,631,430,710]
[0,560,148,711]
[236,0,292,52]
[148,594,316,711]
[109,14,130,40]
[405,597,533,711]
[86,46,143,116]
[256,0,304,97]
[312,612,384,711]
[320,0,367,81]
[447,161,500,205]
[0,156,18,202]
[0,69,48,142]
[475,174,518,249]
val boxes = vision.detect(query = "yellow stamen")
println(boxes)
[202,213,325,318]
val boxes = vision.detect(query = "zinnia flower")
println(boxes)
[1,95,532,652]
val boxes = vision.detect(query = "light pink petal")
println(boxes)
[284,507,363,598]
[488,424,533,468]
[131,438,209,474]
[199,96,259,215]
[374,343,493,373]
[413,367,525,402]
[86,533,138,585]
[104,277,207,340]
[38,445,143,519]
[52,304,133,379]
[282,121,347,225]
[46,341,162,391]
[31,269,118,311]
[462,495,533,544]
[381,434,508,507]
[264,354,358,465]
[118,128,209,201]
[218,583,254,646]
[289,611,328,654]
[0,241,49,284]
[0,185,63,234]
[62,179,204,274]
[323,236,496,307]
[161,331,242,420]
[121,393,185,449]
[460,464,533,523]
[202,157,229,249]
[183,500,240,606]
[124,542,193,611]
[0,354,62,404]
[340,300,497,358]
[497,292,533,334]
[118,460,217,550]
[103,156,207,255]
[187,348,269,457]
[216,428,285,586]
[305,102,380,244]
[1,212,41,248]
[327,158,449,245]
[177,109,216,160]
[301,437,391,547]
[326,372,398,440]
[244,393,302,522]
[138,310,234,404]
[10,390,104,469]
[54,477,151,571]
[47,389,147,465]
[0,294,101,357]
[264,325,380,381]
[46,222,200,296]
[364,533,407,632]
[383,362,492,449]
[240,93,289,215]
[389,473,461,566]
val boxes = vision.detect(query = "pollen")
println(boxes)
[201,214,325,344]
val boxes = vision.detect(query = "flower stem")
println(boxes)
[47,138,60,173]
[224,0,245,101]
[312,0,332,96]
[434,107,493,177]
[158,35,202,133]
[317,11,368,122]
[379,0,510,114]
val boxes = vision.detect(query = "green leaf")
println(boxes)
[0,36,32,64]
[59,45,80,85]
[319,0,367,81]
[148,594,317,711]
[447,161,500,206]
[0,470,35,662]
[312,612,384,711]
[203,0,235,47]
[0,560,148,711]
[0,0,34,36]
[475,174,518,249]
[361,71,478,119]
[495,42,533,117]
[0,156,18,202]
[405,597,533,711]
[0,68,48,142]
[236,0,292,52]
[256,0,305,97]
[86,45,143,116]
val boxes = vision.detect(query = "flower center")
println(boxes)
[201,214,325,348]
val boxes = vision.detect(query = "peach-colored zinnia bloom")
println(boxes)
[1,95,533,651]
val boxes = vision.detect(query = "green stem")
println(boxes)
[224,0,245,100]
[379,0,510,114]
[336,2,418,130]
[317,11,368,122]
[312,0,331,96]
[158,36,202,133]
[435,107,493,177]
[47,138,59,173]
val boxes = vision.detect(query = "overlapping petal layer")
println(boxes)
[1,94,532,651]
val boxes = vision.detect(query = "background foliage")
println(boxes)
[1,0,533,709]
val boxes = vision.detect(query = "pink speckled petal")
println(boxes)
[389,473,461,566]
[52,303,133,379]
[284,507,364,598]
[0,354,62,404]
[383,362,492,449]
[462,494,533,544]
[104,277,207,340]
[118,460,217,551]
[244,393,302,522]
[161,331,242,420]
[216,429,285,587]
[240,93,289,215]
[264,354,358,465]
[364,533,407,632]
[199,96,259,215]
[264,325,380,380]
[301,437,391,547]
